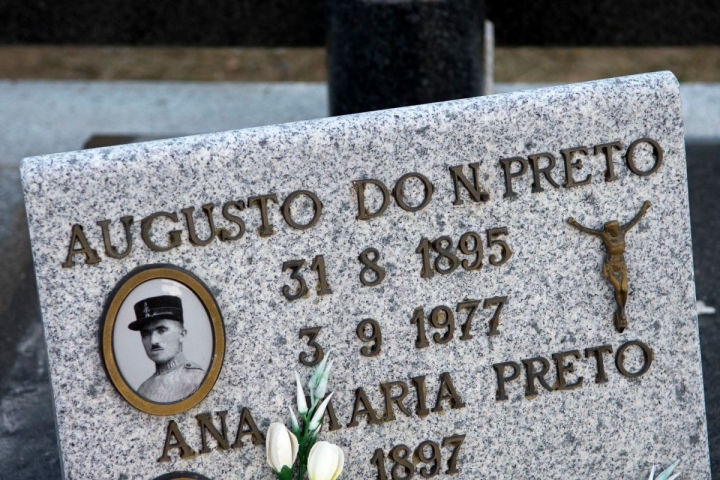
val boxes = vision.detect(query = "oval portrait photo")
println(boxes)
[101,264,225,416]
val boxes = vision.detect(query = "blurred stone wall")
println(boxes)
[1,46,719,83]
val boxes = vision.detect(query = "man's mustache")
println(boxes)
[151,345,163,351]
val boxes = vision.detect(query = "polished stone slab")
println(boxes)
[20,72,710,478]
[3,80,720,168]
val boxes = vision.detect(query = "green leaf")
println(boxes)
[273,465,294,480]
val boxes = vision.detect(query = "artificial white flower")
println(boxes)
[288,406,300,437]
[295,371,309,415]
[266,423,298,473]
[307,441,344,480]
[308,356,328,393]
[308,355,331,406]
[308,392,334,432]
[314,359,334,400]
[648,459,680,480]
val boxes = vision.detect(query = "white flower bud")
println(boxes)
[288,406,300,437]
[314,359,334,401]
[308,354,330,392]
[308,392,333,432]
[295,371,308,415]
[266,423,298,473]
[307,441,344,480]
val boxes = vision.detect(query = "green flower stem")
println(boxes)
[274,465,293,480]
[294,410,317,480]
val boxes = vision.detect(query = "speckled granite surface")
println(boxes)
[21,72,709,479]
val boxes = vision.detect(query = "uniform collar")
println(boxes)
[155,352,187,375]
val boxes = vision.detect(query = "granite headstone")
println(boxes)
[21,71,710,478]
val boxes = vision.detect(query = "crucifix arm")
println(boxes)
[622,201,651,231]
[567,217,602,236]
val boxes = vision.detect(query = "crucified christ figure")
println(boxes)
[568,200,651,333]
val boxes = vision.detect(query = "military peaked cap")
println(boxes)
[129,295,184,331]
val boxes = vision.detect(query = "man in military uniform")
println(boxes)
[129,295,205,403]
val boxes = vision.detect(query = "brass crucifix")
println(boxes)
[567,201,651,333]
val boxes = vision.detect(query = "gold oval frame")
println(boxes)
[101,264,225,416]
[153,473,213,480]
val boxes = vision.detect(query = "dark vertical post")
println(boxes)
[326,0,486,116]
